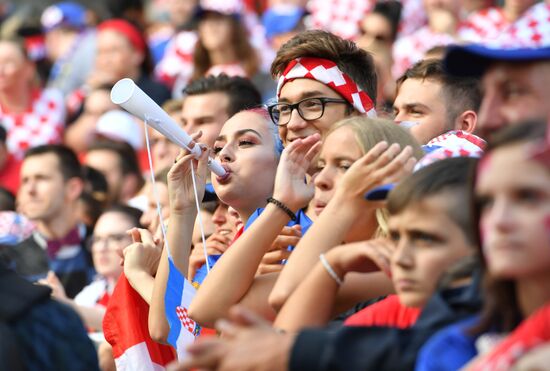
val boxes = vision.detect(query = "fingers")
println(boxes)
[128,228,142,243]
[181,338,225,370]
[228,305,271,329]
[137,228,156,246]
[261,249,291,264]
[362,141,390,164]
[271,235,301,250]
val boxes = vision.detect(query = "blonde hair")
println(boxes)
[326,117,424,236]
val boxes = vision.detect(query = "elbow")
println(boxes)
[149,326,169,345]
[148,316,170,345]
[188,302,217,329]
[268,287,290,313]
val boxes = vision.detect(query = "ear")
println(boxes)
[454,110,477,133]
[131,50,145,69]
[65,177,85,202]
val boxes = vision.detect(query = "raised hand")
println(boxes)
[167,131,210,215]
[123,228,163,277]
[272,134,322,212]
[325,238,395,279]
[37,271,68,300]
[336,141,417,203]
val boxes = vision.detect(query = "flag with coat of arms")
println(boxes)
[165,256,200,360]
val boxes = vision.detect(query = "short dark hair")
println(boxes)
[0,187,15,211]
[388,157,478,245]
[271,30,378,106]
[81,165,109,205]
[24,144,83,181]
[0,125,6,143]
[183,74,262,117]
[396,59,481,130]
[87,140,143,183]
[372,1,402,42]
[103,204,143,229]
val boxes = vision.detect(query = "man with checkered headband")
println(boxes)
[267,30,378,146]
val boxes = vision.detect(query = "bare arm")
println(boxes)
[188,135,321,327]
[149,140,208,343]
[274,239,395,332]
[269,142,415,311]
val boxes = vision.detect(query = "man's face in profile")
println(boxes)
[477,60,550,139]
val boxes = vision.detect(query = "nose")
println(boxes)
[286,107,308,132]
[314,166,334,191]
[484,197,514,234]
[140,209,153,229]
[392,240,414,269]
[477,88,505,137]
[393,110,407,123]
[212,204,228,227]
[218,143,234,163]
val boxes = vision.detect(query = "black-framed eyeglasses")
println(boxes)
[267,97,350,126]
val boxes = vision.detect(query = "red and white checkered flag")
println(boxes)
[277,57,376,117]
[175,306,196,334]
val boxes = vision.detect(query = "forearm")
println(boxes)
[126,270,155,305]
[56,297,106,331]
[167,211,196,276]
[149,247,171,344]
[270,195,359,311]
[189,204,291,327]
[274,262,339,332]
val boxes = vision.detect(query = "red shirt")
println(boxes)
[470,302,550,370]
[344,295,422,329]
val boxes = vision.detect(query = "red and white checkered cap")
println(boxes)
[415,130,486,170]
[200,0,243,16]
[277,57,376,117]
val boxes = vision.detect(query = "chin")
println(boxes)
[398,293,426,308]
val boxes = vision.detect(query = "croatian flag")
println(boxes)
[165,256,200,360]
[103,273,176,370]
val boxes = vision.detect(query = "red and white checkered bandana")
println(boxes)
[276,57,376,117]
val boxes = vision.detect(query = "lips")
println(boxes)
[313,200,327,215]
[394,278,417,291]
[216,164,232,184]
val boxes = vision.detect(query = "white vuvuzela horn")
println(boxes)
[111,78,226,178]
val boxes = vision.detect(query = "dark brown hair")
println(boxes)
[396,59,481,131]
[271,30,377,106]
[388,157,478,245]
[469,120,548,335]
[192,13,259,81]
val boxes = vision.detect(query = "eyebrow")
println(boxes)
[215,129,263,142]
[278,90,327,103]
[401,103,430,111]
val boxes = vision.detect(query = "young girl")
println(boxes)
[416,120,550,371]
[149,108,283,339]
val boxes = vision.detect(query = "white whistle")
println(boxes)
[111,78,227,178]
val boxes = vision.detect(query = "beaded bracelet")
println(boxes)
[267,197,297,221]
[319,253,344,286]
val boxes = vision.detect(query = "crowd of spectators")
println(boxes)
[0,0,549,370]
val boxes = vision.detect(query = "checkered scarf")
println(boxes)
[277,57,376,116]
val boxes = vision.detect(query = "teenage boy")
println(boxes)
[176,157,483,371]
[268,30,378,146]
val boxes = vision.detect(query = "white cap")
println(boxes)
[95,109,143,150]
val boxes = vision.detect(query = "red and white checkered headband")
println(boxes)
[276,57,376,117]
